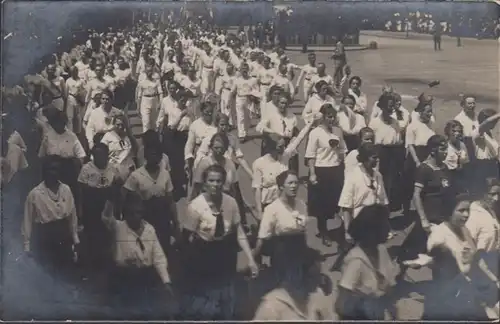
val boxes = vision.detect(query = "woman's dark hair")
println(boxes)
[426,134,447,152]
[392,93,403,121]
[93,132,105,146]
[91,142,109,156]
[200,101,214,112]
[358,127,374,139]
[47,109,68,126]
[142,130,162,151]
[377,93,394,111]
[214,112,230,126]
[319,103,336,116]
[348,204,390,244]
[349,76,362,87]
[201,163,227,184]
[210,132,230,151]
[341,94,356,105]
[276,169,298,188]
[444,120,463,137]
[41,155,62,180]
[357,142,379,163]
[315,80,328,93]
[101,88,114,101]
[414,99,432,114]
[268,85,282,97]
[478,108,497,125]
[262,133,285,153]
[442,193,472,221]
[460,94,476,107]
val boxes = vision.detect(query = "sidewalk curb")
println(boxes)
[285,45,372,52]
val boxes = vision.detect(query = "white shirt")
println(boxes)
[123,166,174,200]
[101,204,170,284]
[472,129,499,161]
[304,126,346,167]
[302,94,336,124]
[38,128,86,159]
[336,108,367,136]
[193,155,238,192]
[258,198,309,239]
[0,142,28,185]
[256,111,297,138]
[258,67,278,87]
[466,201,500,253]
[405,119,436,147]
[156,96,191,132]
[444,142,470,170]
[368,116,403,145]
[338,165,388,219]
[348,88,368,114]
[184,118,218,160]
[22,182,78,251]
[85,106,123,149]
[454,111,479,138]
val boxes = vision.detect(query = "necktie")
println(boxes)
[214,211,225,238]
[136,237,145,252]
[282,118,287,136]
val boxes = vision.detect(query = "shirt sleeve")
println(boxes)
[38,136,48,158]
[73,136,87,159]
[192,158,207,185]
[17,149,29,171]
[338,258,363,291]
[338,175,355,209]
[257,206,276,239]
[164,172,174,194]
[427,226,445,252]
[251,160,263,189]
[376,173,389,205]
[414,164,429,188]
[22,191,36,251]
[304,131,318,159]
[253,299,282,321]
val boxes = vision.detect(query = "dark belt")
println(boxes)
[143,94,159,97]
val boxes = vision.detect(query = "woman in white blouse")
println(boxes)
[337,95,367,152]
[123,133,180,256]
[252,122,314,220]
[368,93,404,213]
[257,93,299,172]
[302,80,336,124]
[402,99,436,213]
[404,194,499,320]
[184,101,217,184]
[338,142,388,249]
[38,109,86,221]
[101,193,175,318]
[157,83,192,201]
[345,76,368,116]
[466,178,500,288]
[78,142,117,274]
[305,103,346,246]
[470,109,500,194]
[182,164,258,320]
[23,156,80,280]
[254,170,311,278]
[444,120,470,194]
[64,66,86,133]
[191,132,238,200]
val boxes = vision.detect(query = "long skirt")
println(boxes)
[402,145,429,210]
[109,266,173,319]
[143,195,173,256]
[180,232,239,320]
[80,185,112,271]
[162,127,188,202]
[308,165,345,234]
[265,233,307,280]
[377,144,405,212]
[31,218,74,279]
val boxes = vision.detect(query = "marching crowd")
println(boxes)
[2,13,499,320]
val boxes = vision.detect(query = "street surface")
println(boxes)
[2,31,498,320]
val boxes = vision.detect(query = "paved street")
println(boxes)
[2,31,498,320]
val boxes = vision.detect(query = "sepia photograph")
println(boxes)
[1,0,499,321]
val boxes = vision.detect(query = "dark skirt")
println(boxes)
[344,134,360,153]
[109,265,169,318]
[377,144,405,212]
[80,185,112,269]
[143,195,172,255]
[308,165,344,233]
[59,157,81,218]
[163,127,188,201]
[402,145,429,210]
[180,232,239,319]
[31,218,74,277]
[267,233,307,279]
[396,210,429,261]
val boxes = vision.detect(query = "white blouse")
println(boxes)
[405,119,436,147]
[304,125,346,167]
[258,199,309,239]
[38,128,86,159]
[466,201,500,253]
[123,166,174,200]
[77,161,116,188]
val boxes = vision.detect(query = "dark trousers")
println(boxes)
[434,36,441,50]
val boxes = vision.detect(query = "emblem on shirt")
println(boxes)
[441,178,449,188]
